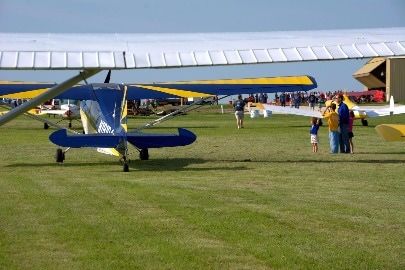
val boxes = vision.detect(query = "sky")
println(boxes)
[0,0,404,93]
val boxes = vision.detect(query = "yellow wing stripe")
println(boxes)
[1,88,49,99]
[135,85,212,98]
[160,76,314,85]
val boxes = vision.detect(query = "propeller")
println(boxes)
[104,69,111,83]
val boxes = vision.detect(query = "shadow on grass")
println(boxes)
[5,158,249,172]
[129,158,248,171]
[216,158,405,164]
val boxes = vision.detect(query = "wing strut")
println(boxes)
[132,95,230,132]
[0,69,101,126]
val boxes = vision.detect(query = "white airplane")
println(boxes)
[0,28,405,170]
[259,95,405,125]
[38,100,80,129]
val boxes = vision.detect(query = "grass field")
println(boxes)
[0,107,404,269]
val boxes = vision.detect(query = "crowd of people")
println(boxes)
[234,92,357,154]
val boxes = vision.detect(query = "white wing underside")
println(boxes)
[262,104,323,118]
[0,28,405,70]
[261,104,405,118]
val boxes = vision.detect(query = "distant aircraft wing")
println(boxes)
[0,75,317,100]
[355,106,405,117]
[0,28,404,70]
[127,75,317,99]
[261,104,323,118]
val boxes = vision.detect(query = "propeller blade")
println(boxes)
[104,70,111,83]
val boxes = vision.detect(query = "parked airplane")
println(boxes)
[0,28,404,170]
[259,95,405,125]
[38,101,80,129]
[0,75,317,171]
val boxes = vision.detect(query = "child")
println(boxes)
[310,117,320,153]
[348,111,355,154]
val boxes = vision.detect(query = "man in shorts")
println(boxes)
[233,94,246,129]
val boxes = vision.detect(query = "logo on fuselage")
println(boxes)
[98,119,114,134]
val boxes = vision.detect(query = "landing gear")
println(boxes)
[139,149,149,160]
[56,148,65,163]
[123,162,129,172]
[121,156,130,172]
[361,119,368,126]
[68,121,72,128]
[44,123,49,129]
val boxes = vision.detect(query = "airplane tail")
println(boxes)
[389,96,394,115]
[49,128,196,148]
[343,95,359,110]
[127,128,196,149]
[60,84,197,155]
[79,84,127,156]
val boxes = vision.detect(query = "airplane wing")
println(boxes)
[0,28,404,70]
[0,75,317,100]
[355,106,405,117]
[261,102,405,119]
[37,109,66,116]
[375,124,405,142]
[261,104,323,118]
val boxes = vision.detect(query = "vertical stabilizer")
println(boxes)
[79,84,127,156]
[389,96,394,115]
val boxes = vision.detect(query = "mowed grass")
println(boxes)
[0,107,404,269]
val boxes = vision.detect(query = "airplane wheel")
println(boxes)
[68,122,72,128]
[123,163,129,172]
[139,149,149,160]
[56,148,65,163]
[361,119,368,126]
[44,123,49,129]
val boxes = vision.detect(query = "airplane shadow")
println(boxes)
[129,158,247,171]
[6,158,248,172]
[128,126,219,130]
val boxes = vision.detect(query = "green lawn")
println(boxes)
[0,108,404,269]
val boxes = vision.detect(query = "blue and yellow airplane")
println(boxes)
[0,74,317,171]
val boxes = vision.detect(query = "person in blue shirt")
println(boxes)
[233,94,246,129]
[310,117,320,153]
[336,94,350,153]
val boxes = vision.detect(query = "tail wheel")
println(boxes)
[123,163,129,172]
[56,148,65,163]
[44,123,49,129]
[139,149,149,160]
[361,119,368,126]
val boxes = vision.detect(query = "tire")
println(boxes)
[361,119,368,126]
[139,149,149,160]
[56,148,65,163]
[44,123,49,129]
[123,163,129,172]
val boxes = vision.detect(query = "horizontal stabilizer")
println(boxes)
[375,124,405,142]
[49,129,122,148]
[127,128,196,149]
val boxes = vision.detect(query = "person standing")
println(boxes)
[322,103,340,153]
[336,94,350,153]
[310,117,320,153]
[233,94,246,129]
[348,110,355,154]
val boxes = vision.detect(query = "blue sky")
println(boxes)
[0,0,404,92]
